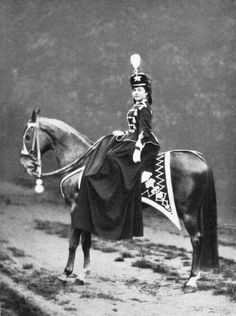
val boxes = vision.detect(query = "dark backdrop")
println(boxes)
[0,0,235,223]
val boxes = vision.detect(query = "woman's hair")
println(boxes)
[145,85,152,105]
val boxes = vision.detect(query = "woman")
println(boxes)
[72,55,160,240]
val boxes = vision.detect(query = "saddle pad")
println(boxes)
[141,151,181,230]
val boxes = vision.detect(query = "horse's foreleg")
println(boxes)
[58,227,81,281]
[76,231,91,285]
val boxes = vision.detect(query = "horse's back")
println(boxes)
[170,150,208,176]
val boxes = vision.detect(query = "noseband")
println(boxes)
[21,121,42,178]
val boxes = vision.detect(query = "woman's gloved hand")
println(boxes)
[112,130,124,137]
[133,148,141,163]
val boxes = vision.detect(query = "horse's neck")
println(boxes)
[55,133,90,167]
[40,117,91,167]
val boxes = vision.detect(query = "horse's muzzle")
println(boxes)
[20,154,37,175]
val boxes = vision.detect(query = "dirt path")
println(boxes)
[0,181,235,315]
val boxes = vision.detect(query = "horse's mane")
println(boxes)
[39,117,94,147]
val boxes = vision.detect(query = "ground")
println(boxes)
[0,180,235,316]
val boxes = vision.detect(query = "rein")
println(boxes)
[40,135,105,176]
[41,149,92,177]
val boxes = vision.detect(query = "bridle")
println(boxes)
[21,120,43,178]
[21,120,84,178]
[21,118,100,179]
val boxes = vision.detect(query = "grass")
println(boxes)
[225,283,236,301]
[97,292,118,300]
[182,260,191,266]
[0,283,45,316]
[121,239,192,258]
[79,291,119,301]
[92,239,119,253]
[64,307,77,312]
[218,240,236,248]
[121,251,135,258]
[0,261,76,300]
[34,219,70,239]
[131,258,178,276]
[0,250,12,261]
[125,277,161,296]
[197,257,236,301]
[7,247,26,257]
[152,263,169,274]
[218,227,236,248]
[114,256,124,262]
[22,269,67,299]
[0,194,13,206]
[199,280,236,301]
[132,259,155,270]
[115,250,135,261]
[22,263,34,270]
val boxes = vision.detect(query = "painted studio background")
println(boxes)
[0,0,235,225]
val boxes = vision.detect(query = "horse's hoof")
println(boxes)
[183,284,197,294]
[75,278,85,285]
[58,273,69,282]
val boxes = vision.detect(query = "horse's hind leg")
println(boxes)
[76,231,91,285]
[58,227,81,281]
[182,206,203,292]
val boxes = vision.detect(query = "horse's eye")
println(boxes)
[25,134,31,141]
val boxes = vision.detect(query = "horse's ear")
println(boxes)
[31,110,37,122]
[36,108,41,115]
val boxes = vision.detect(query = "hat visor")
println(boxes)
[131,83,147,87]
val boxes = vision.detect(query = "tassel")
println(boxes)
[35,178,44,194]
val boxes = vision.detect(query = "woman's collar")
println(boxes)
[134,99,148,107]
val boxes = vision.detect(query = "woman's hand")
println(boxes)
[112,130,124,137]
[133,148,141,163]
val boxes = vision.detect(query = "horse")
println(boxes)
[20,110,218,292]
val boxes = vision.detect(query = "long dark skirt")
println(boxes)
[72,134,158,240]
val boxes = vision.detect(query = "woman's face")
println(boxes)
[132,87,147,102]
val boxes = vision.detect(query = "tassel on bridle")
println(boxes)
[34,122,44,193]
[21,120,44,193]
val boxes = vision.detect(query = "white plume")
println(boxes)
[130,54,141,69]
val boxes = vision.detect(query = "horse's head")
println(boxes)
[20,110,92,179]
[20,109,53,176]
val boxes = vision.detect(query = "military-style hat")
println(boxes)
[130,72,151,88]
[130,54,151,89]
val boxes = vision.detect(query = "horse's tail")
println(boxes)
[199,167,219,269]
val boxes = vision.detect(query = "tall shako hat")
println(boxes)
[130,54,151,89]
